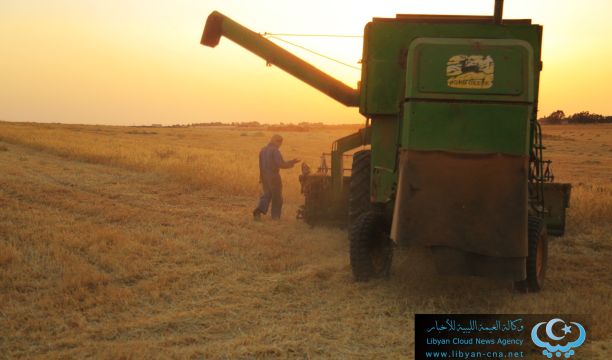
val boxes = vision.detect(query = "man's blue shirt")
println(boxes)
[259,143,292,180]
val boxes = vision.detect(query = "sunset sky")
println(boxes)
[1,0,610,125]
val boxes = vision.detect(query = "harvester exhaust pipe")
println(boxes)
[494,0,504,24]
[201,11,360,107]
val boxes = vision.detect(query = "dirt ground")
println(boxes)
[0,123,610,358]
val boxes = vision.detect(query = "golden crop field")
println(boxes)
[0,121,610,359]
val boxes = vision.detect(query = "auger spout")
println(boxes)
[201,11,360,107]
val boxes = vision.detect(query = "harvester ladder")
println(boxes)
[529,120,554,214]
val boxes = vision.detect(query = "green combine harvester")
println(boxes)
[202,0,571,292]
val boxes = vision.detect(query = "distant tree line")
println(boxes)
[190,121,327,127]
[146,121,355,128]
[190,121,227,127]
[539,110,612,124]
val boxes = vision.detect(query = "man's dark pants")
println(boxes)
[256,174,283,219]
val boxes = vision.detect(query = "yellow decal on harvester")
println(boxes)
[446,55,494,89]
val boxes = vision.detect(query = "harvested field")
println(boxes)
[0,122,610,358]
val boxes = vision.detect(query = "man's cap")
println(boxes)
[270,134,283,144]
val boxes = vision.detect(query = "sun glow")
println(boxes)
[0,1,611,125]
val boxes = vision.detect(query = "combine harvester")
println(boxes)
[201,0,571,292]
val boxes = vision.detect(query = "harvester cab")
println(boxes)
[201,0,571,292]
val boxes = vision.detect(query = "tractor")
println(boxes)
[201,0,571,292]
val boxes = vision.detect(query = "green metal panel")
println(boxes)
[330,126,372,198]
[410,39,532,98]
[400,38,535,156]
[402,102,531,155]
[359,21,542,115]
[362,23,542,206]
[370,116,400,202]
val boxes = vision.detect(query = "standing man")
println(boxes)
[253,134,300,220]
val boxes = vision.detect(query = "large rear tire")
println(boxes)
[348,150,371,226]
[350,211,393,282]
[515,216,548,292]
